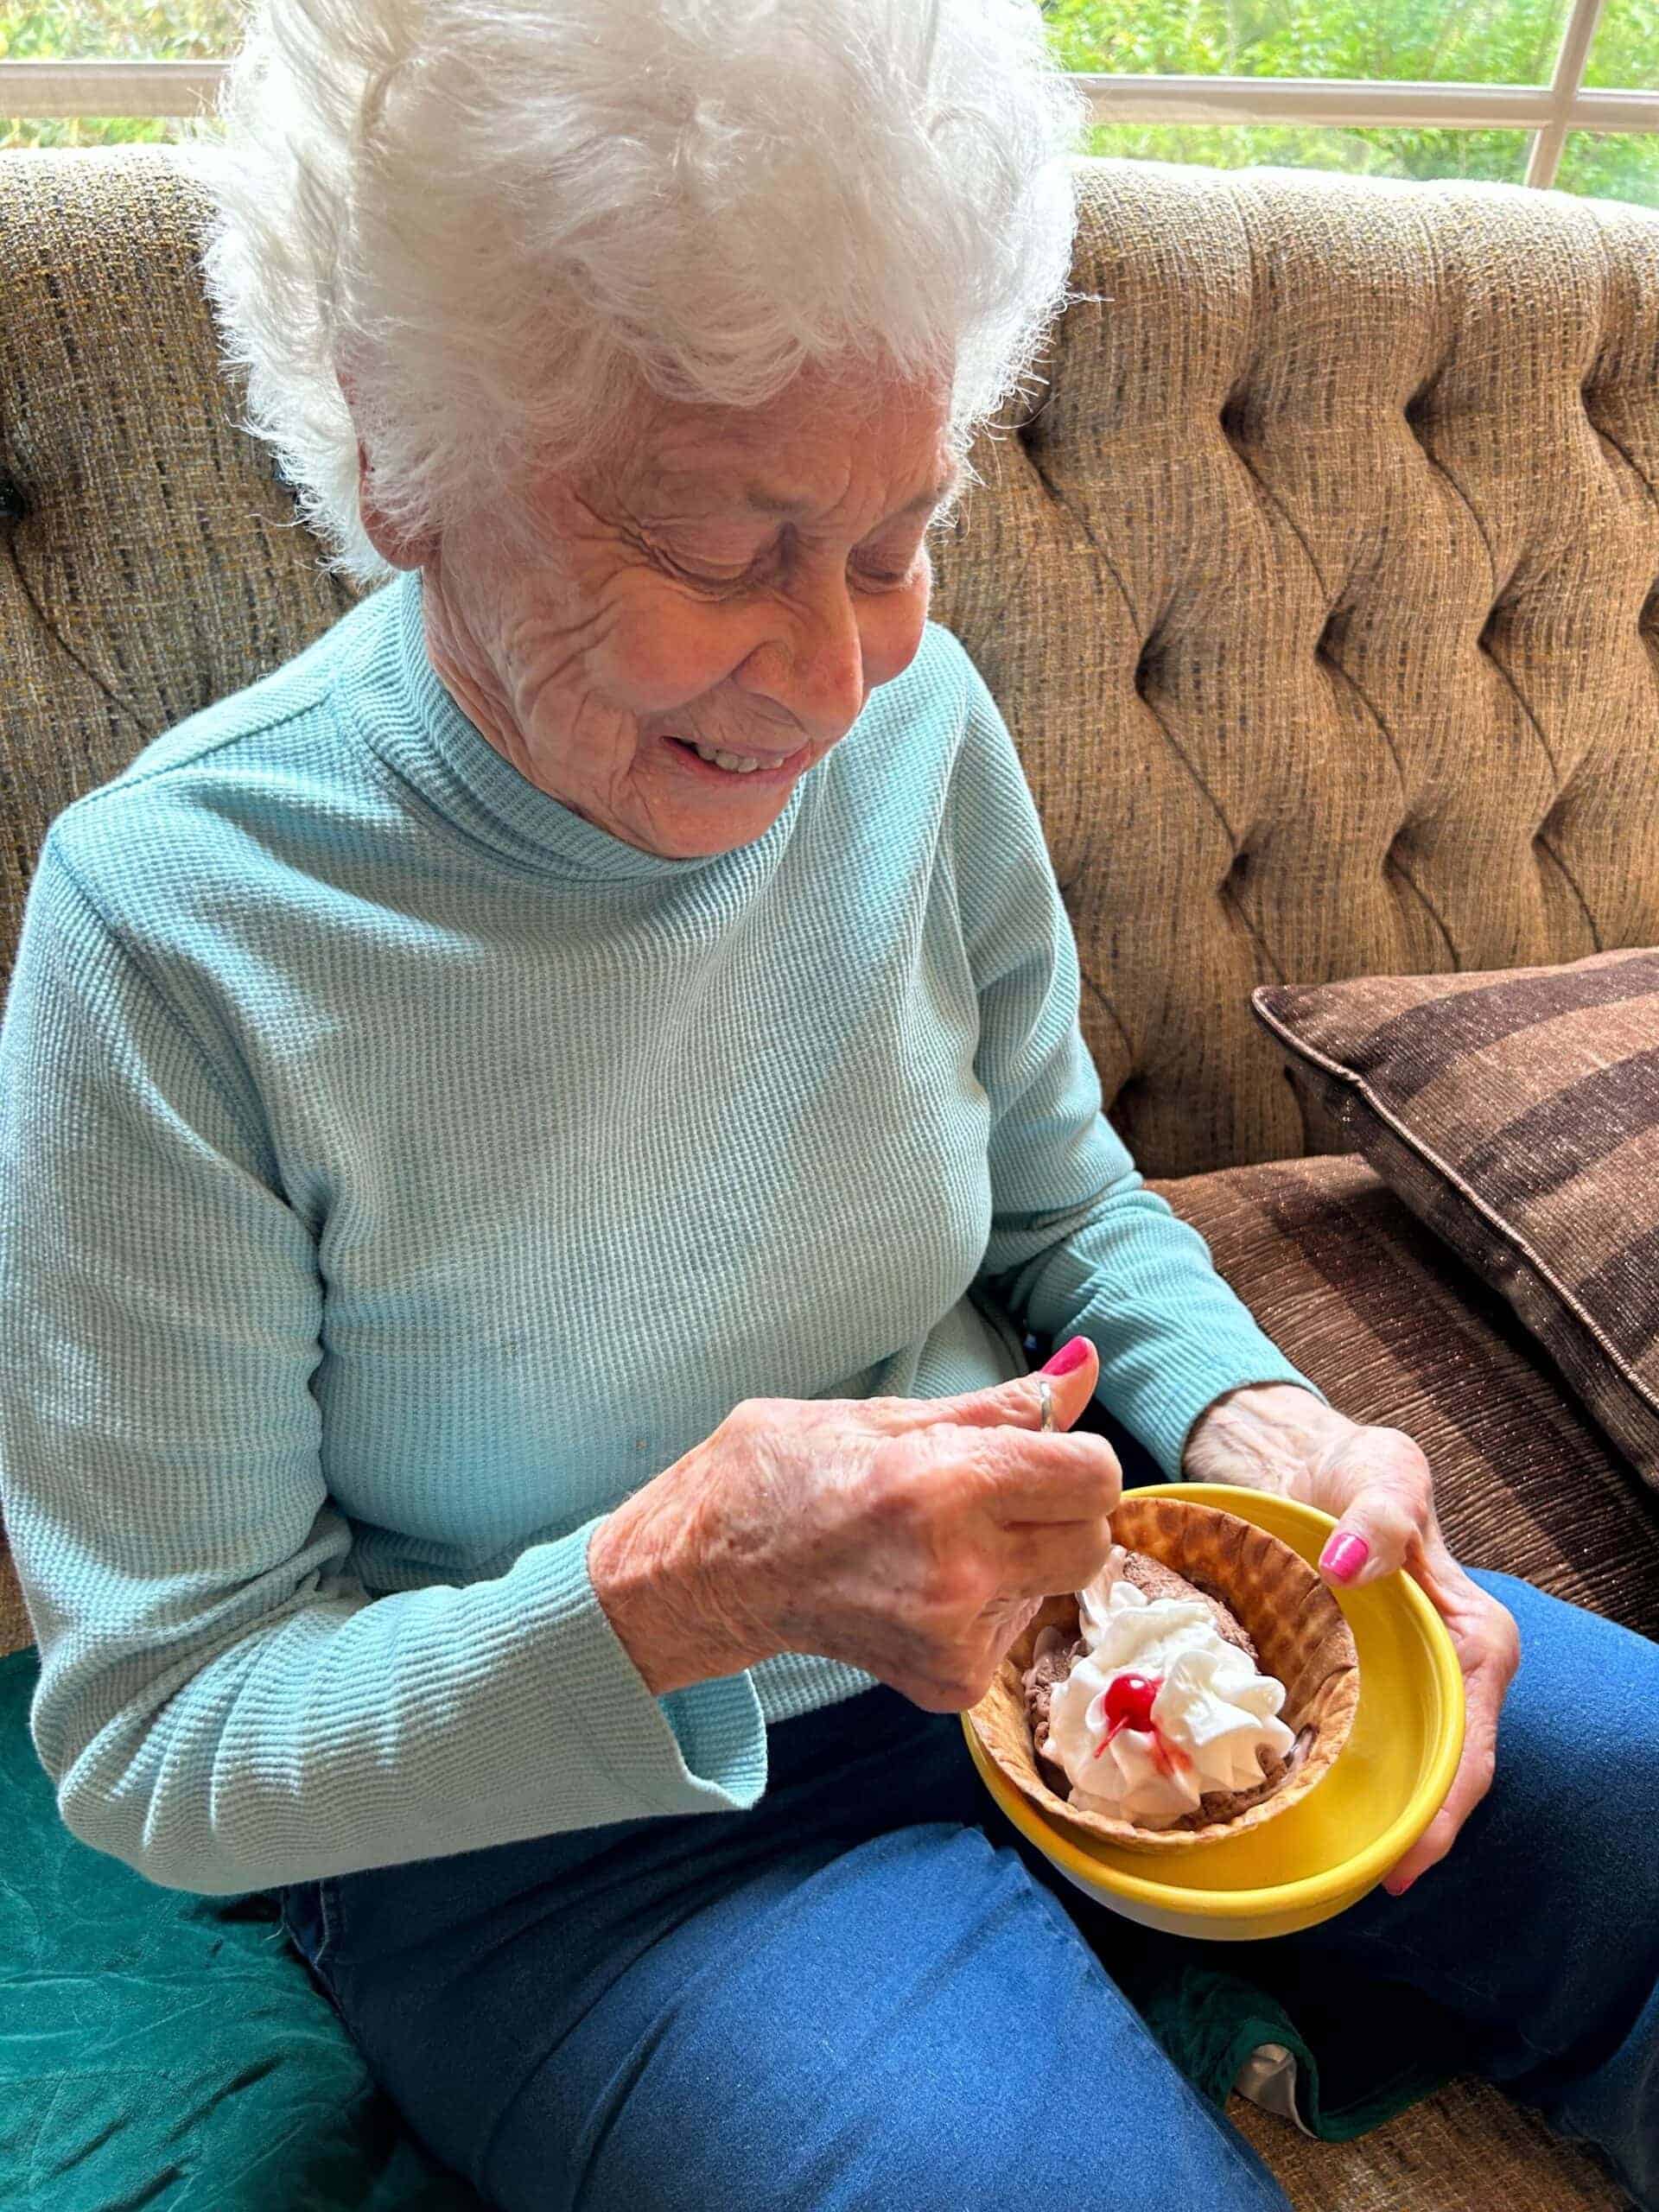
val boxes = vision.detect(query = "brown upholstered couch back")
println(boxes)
[4,149,1659,1186]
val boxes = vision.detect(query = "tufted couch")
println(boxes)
[3,146,1657,2210]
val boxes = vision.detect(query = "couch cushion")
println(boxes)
[1148,1148,1659,1641]
[1253,950,1659,1501]
[1227,2076,1630,2212]
[0,1544,28,1659]
[1148,1148,1656,2209]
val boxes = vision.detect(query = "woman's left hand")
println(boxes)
[1182,1382,1521,1895]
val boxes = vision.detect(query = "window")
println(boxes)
[3,0,1655,203]
[2,2,243,148]
[1048,0,1658,201]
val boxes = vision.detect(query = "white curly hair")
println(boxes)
[182,0,1091,588]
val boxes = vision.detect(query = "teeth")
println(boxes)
[691,741,762,773]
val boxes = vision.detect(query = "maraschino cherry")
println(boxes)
[1099,1672,1161,1739]
[1093,1670,1191,1776]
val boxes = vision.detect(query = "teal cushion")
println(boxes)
[0,1649,481,2209]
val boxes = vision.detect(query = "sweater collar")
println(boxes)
[365,568,805,884]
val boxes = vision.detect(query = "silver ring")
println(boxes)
[1038,1376,1054,1432]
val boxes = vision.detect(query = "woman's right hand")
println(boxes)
[588,1338,1119,1712]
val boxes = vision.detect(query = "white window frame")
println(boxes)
[1,0,1653,191]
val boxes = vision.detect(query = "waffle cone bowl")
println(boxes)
[966,1492,1361,1856]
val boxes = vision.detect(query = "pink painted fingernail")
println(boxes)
[1040,1336,1091,1378]
[1320,1532,1370,1583]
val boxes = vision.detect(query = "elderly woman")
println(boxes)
[1,3,1655,2208]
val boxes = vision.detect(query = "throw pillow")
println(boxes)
[1251,948,1659,1496]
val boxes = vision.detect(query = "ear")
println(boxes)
[337,358,438,571]
[354,435,438,571]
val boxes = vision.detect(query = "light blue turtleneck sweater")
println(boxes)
[0,572,1322,1894]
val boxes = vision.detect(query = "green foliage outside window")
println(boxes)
[1044,0,1658,200]
[2,0,243,145]
[1,0,240,64]
[1041,0,1571,80]
[3,0,1656,204]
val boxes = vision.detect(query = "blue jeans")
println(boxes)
[280,1572,1658,2211]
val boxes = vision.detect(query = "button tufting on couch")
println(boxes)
[2,144,1655,2212]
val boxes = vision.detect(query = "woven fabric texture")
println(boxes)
[1255,949,1659,1497]
[0,1560,26,1660]
[929,163,1659,1177]
[3,151,1658,1179]
[1227,2074,1630,2212]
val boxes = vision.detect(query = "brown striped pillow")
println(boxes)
[1251,950,1659,1497]
[1145,1152,1659,1641]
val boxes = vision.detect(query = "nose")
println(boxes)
[737,575,868,748]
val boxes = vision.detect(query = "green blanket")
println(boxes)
[1,1651,481,2211]
[0,1649,1448,2208]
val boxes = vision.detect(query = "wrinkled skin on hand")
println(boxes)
[588,1342,1120,1713]
[1185,1381,1522,1894]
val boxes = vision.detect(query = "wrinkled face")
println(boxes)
[412,362,959,859]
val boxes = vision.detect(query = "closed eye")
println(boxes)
[663,548,918,594]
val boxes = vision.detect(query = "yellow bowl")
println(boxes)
[961,1483,1465,1942]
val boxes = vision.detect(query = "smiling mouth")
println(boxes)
[660,733,811,780]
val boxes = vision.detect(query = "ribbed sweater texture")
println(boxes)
[0,572,1321,1892]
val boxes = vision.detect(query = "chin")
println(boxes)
[660,810,779,859]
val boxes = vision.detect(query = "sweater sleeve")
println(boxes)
[0,832,765,1896]
[945,649,1328,1478]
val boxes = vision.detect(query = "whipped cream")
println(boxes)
[1046,1546,1295,1829]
